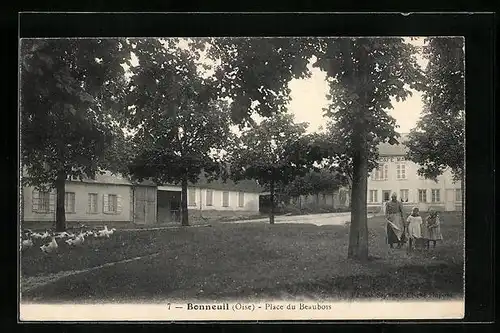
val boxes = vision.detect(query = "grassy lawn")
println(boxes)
[20,212,464,303]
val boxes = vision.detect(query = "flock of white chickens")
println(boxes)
[21,225,117,254]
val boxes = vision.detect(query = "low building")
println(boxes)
[367,134,463,214]
[157,175,264,223]
[21,171,264,225]
[22,171,155,224]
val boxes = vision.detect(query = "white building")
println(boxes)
[367,134,463,213]
[22,171,264,226]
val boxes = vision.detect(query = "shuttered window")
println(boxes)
[431,189,441,203]
[222,191,229,207]
[238,192,244,207]
[65,192,76,213]
[103,194,122,214]
[32,190,54,213]
[88,193,98,213]
[188,188,197,206]
[418,189,427,203]
[206,189,213,206]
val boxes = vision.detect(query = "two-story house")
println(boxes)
[367,134,463,213]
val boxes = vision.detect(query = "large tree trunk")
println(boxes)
[346,38,370,261]
[180,175,189,226]
[348,148,369,260]
[269,179,275,224]
[55,172,67,232]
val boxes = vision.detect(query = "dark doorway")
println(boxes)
[157,190,181,223]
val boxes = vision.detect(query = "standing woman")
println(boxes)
[385,193,406,249]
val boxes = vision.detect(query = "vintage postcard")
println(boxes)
[19,35,465,321]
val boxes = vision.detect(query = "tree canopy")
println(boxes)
[229,112,328,223]
[126,39,232,226]
[20,38,131,231]
[405,37,465,181]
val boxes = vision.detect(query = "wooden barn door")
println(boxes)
[134,186,157,224]
[134,187,147,225]
[145,186,157,224]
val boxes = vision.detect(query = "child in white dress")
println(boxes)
[406,207,423,253]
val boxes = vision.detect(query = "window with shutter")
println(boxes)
[88,193,98,213]
[103,194,109,213]
[188,188,196,206]
[116,195,122,214]
[32,189,39,212]
[106,194,118,213]
[369,190,378,203]
[400,189,409,202]
[65,192,76,213]
[431,189,440,203]
[418,189,427,203]
[32,190,50,213]
[206,189,213,206]
[49,192,55,212]
[238,192,244,207]
[222,191,229,207]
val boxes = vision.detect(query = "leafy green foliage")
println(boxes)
[229,112,331,223]
[125,39,232,225]
[406,37,465,181]
[282,168,348,198]
[313,38,425,260]
[230,113,316,185]
[20,38,131,231]
[207,37,313,125]
[127,39,231,184]
[21,39,131,187]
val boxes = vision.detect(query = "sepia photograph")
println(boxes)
[19,35,465,321]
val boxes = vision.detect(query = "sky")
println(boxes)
[286,37,428,134]
[125,37,428,136]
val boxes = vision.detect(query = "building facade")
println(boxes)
[22,172,136,224]
[22,171,264,225]
[156,176,263,224]
[367,135,463,213]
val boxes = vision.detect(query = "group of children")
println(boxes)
[404,207,443,253]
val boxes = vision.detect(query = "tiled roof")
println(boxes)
[163,173,265,193]
[189,175,265,193]
[81,171,264,193]
[377,133,409,156]
[69,171,155,186]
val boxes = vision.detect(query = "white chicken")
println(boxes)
[65,233,85,247]
[107,227,117,236]
[96,226,112,238]
[21,238,33,250]
[40,237,58,253]
[54,231,72,239]
[30,232,44,240]
[41,231,51,239]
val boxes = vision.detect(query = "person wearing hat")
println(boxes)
[385,192,406,248]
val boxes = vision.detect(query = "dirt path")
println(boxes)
[21,252,161,294]
[228,212,375,226]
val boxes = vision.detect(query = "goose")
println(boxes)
[40,237,58,253]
